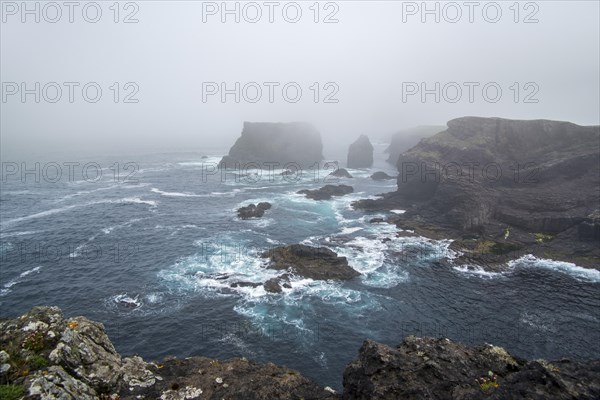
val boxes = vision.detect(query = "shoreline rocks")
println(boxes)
[353,116,600,270]
[2,307,599,399]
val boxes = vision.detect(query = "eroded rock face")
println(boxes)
[347,135,374,168]
[354,117,600,268]
[237,202,272,219]
[343,336,600,400]
[220,122,324,170]
[262,244,360,280]
[298,184,354,200]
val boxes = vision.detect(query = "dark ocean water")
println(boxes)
[1,147,599,390]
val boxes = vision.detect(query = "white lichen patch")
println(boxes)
[23,321,48,332]
[160,386,203,400]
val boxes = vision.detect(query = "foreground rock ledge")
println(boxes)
[344,336,600,400]
[0,306,337,400]
[2,307,599,399]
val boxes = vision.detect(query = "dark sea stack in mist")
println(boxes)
[219,122,323,169]
[342,336,600,400]
[347,135,374,168]
[385,125,444,164]
[298,184,354,200]
[262,244,360,280]
[354,116,600,268]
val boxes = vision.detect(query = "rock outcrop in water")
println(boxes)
[343,336,600,400]
[353,117,600,269]
[219,122,323,169]
[262,244,360,280]
[2,307,599,399]
[329,168,353,178]
[237,202,272,219]
[298,185,354,200]
[370,171,395,181]
[347,135,374,168]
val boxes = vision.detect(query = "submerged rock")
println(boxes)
[262,244,360,280]
[347,135,374,168]
[370,171,395,180]
[298,184,354,200]
[237,202,272,219]
[343,336,600,400]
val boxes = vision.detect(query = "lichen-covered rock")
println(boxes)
[121,356,157,389]
[347,135,374,168]
[49,316,122,392]
[343,336,600,400]
[26,365,99,400]
[1,306,337,400]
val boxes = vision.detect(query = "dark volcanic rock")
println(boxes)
[262,244,360,280]
[298,184,354,200]
[220,122,323,169]
[343,336,600,400]
[369,217,385,223]
[237,202,272,219]
[347,135,374,168]
[354,116,600,268]
[370,171,395,180]
[263,277,283,293]
[329,168,353,178]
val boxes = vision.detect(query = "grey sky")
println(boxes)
[1,1,599,159]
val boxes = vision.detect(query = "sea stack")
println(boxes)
[347,135,374,168]
[219,122,323,170]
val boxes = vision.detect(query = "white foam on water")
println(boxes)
[1,266,43,296]
[508,254,600,283]
[340,226,363,235]
[390,209,406,214]
[1,198,158,228]
[151,188,206,197]
[453,265,505,279]
[0,230,40,239]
